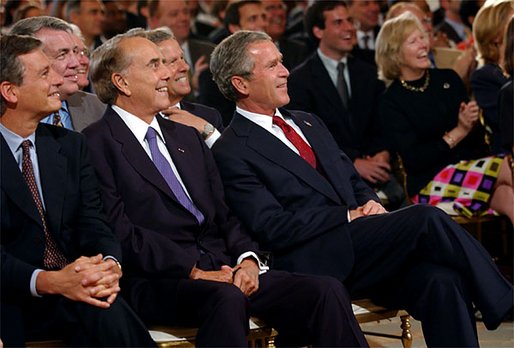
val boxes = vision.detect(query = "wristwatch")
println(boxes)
[201,122,215,139]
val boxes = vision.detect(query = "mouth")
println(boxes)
[77,68,87,75]
[64,74,79,82]
[157,86,169,93]
[175,76,188,83]
[49,91,61,98]
[269,16,284,25]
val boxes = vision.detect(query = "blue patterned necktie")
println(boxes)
[145,127,205,224]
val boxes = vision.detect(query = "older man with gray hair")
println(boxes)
[10,16,105,132]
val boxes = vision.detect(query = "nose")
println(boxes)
[160,64,171,81]
[279,62,289,77]
[67,51,80,69]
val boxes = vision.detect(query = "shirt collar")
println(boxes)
[111,105,165,145]
[236,106,284,132]
[0,122,37,155]
[317,48,348,70]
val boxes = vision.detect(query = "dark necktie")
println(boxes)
[272,116,317,169]
[145,127,205,224]
[362,34,370,49]
[53,112,63,127]
[21,140,68,270]
[337,62,350,109]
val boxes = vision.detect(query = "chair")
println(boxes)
[26,300,412,348]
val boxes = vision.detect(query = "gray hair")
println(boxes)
[10,15,72,36]
[89,29,148,104]
[210,30,271,102]
[0,35,43,115]
[146,26,176,44]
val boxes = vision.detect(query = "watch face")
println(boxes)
[204,123,215,133]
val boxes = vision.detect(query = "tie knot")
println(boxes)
[338,62,346,73]
[21,139,32,153]
[273,115,287,127]
[145,127,157,142]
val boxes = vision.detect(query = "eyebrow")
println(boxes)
[147,57,161,66]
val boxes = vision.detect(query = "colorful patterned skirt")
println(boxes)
[412,156,504,217]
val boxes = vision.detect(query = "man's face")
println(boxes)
[118,37,171,116]
[71,33,90,89]
[158,38,191,102]
[235,3,268,32]
[74,0,105,38]
[315,5,356,60]
[102,1,127,37]
[16,49,63,118]
[349,0,379,31]
[35,28,79,100]
[152,0,191,44]
[261,0,286,40]
[238,40,289,114]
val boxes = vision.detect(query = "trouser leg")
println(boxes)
[250,270,368,347]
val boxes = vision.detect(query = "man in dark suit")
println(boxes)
[288,0,404,208]
[83,30,368,347]
[347,0,381,66]
[146,27,224,148]
[0,34,154,347]
[209,30,514,347]
[11,16,106,132]
[148,0,215,102]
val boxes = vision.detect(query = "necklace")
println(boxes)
[400,71,430,92]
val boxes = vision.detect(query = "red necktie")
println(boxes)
[273,116,317,169]
[21,140,68,270]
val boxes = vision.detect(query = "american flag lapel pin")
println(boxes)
[178,148,185,153]
[303,120,312,127]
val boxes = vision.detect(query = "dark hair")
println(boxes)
[224,0,262,29]
[0,34,42,115]
[304,0,347,44]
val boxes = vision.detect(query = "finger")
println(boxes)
[82,295,111,309]
[106,292,118,304]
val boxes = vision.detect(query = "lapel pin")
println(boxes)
[443,82,450,89]
[178,148,185,153]
[303,120,312,127]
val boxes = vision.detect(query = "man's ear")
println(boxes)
[0,81,18,104]
[230,76,248,96]
[313,26,324,41]
[228,23,241,34]
[112,73,131,96]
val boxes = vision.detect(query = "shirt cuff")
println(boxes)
[30,269,44,297]
[347,209,351,223]
[204,129,221,148]
[237,251,269,274]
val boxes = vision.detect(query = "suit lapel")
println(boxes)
[105,108,180,205]
[0,134,43,228]
[35,125,67,236]
[233,113,341,204]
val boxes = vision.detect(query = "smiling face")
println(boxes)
[349,0,380,31]
[315,5,356,61]
[261,0,286,40]
[71,33,90,89]
[157,38,191,104]
[35,28,79,100]
[399,28,431,80]
[235,40,289,115]
[116,37,171,119]
[236,2,268,32]
[152,0,191,44]
[16,49,63,119]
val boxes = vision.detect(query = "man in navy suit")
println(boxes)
[0,34,154,347]
[83,30,367,347]
[209,30,514,347]
[288,0,404,208]
[146,27,224,148]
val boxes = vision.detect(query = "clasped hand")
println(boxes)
[458,101,480,132]
[36,254,122,309]
[190,259,260,296]
[349,200,387,221]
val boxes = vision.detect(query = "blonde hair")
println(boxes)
[375,12,425,84]
[473,0,514,64]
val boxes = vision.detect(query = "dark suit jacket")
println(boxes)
[498,80,513,152]
[1,124,120,300]
[67,90,106,132]
[82,107,259,281]
[212,110,378,279]
[180,100,224,132]
[287,53,386,161]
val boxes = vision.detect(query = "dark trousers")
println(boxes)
[344,204,513,347]
[125,270,368,347]
[1,295,155,347]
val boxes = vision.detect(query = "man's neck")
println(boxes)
[446,11,462,24]
[114,101,156,124]
[318,44,347,62]
[0,112,41,138]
